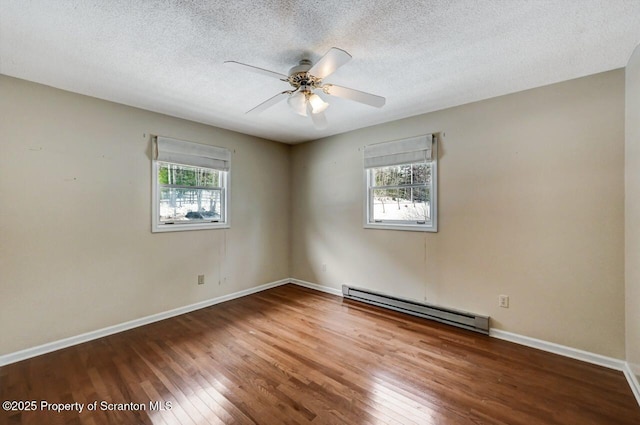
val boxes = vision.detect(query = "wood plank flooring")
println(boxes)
[1,284,639,424]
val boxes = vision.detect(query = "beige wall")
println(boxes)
[626,44,640,378]
[0,75,290,356]
[0,68,630,362]
[291,70,625,358]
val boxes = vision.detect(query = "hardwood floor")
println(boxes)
[1,284,639,424]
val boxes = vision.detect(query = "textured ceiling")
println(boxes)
[1,1,640,144]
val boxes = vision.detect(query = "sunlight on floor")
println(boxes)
[369,377,438,424]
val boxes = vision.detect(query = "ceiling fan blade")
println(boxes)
[308,47,352,79]
[306,102,328,129]
[323,84,386,108]
[224,61,288,80]
[246,91,289,115]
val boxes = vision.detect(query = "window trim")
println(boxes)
[151,137,230,233]
[363,135,438,232]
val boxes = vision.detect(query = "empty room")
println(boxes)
[1,1,640,424]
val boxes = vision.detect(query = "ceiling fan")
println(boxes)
[224,47,385,129]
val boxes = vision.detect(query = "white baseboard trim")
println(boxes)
[0,278,290,367]
[623,363,640,406]
[490,329,626,371]
[289,278,343,297]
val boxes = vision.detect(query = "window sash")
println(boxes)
[372,219,431,224]
[159,183,223,191]
[371,163,431,187]
[368,185,431,224]
[158,186,226,225]
[371,183,428,190]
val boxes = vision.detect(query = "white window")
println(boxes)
[152,136,230,232]
[364,134,437,232]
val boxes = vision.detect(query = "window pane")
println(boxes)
[373,165,404,186]
[372,187,430,222]
[159,188,222,222]
[372,162,430,186]
[411,163,431,184]
[158,163,219,187]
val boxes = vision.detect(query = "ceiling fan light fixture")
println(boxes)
[308,93,329,114]
[287,91,308,116]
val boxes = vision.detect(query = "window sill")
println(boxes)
[152,222,230,233]
[363,223,437,232]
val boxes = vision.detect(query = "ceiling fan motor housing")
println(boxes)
[287,59,321,90]
[288,59,312,76]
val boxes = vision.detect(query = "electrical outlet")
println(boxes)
[322,263,327,272]
[499,295,509,308]
[198,274,205,285]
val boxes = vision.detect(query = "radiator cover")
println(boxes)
[342,285,490,334]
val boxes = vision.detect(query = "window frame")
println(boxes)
[151,137,230,233]
[363,135,438,232]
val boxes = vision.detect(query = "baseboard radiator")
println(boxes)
[342,285,490,334]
